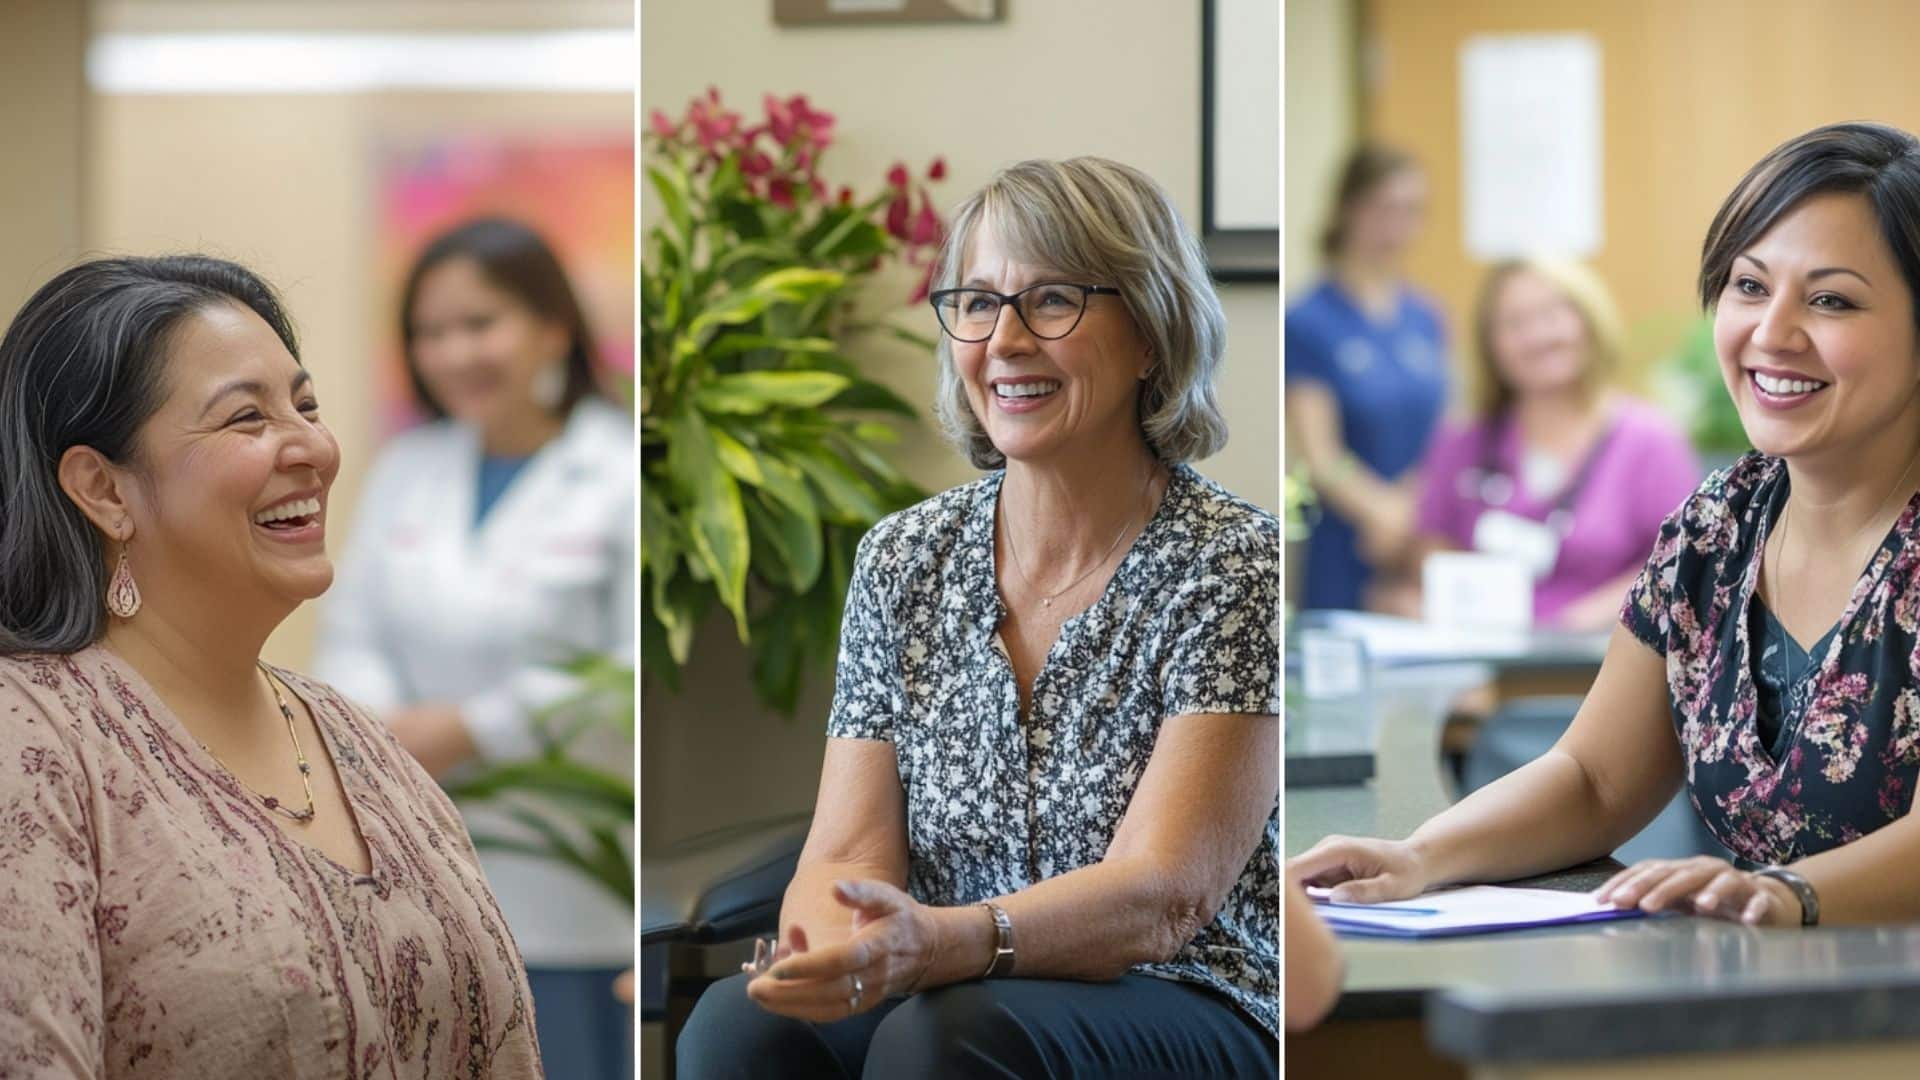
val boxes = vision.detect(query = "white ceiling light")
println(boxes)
[88,30,633,94]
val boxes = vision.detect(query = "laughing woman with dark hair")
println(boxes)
[0,256,541,1077]
[1295,122,1920,931]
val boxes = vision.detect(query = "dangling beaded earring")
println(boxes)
[106,539,141,618]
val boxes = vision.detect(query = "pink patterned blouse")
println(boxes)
[0,646,542,1078]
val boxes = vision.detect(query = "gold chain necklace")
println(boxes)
[1002,464,1160,609]
[196,663,318,824]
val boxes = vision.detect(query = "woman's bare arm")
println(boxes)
[778,738,910,952]
[1783,805,1920,924]
[1285,881,1342,1031]
[759,713,1278,1010]
[973,712,1279,982]
[1293,624,1683,897]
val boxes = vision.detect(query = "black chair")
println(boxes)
[639,813,810,1078]
[1462,695,1726,863]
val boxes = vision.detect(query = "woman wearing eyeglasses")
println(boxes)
[677,158,1280,1076]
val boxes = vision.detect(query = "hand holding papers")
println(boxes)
[1307,884,1647,939]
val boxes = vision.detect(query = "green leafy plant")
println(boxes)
[444,654,635,907]
[641,90,946,713]
[1644,314,1748,464]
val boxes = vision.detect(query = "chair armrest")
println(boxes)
[640,812,811,946]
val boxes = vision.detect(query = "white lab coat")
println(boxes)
[315,396,634,967]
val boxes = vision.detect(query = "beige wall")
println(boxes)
[0,1,87,320]
[1363,0,1920,369]
[86,6,630,670]
[1285,0,1357,296]
[640,1,1281,846]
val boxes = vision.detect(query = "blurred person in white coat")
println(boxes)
[316,218,635,1079]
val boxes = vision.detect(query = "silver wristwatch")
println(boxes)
[979,901,1015,977]
[1753,866,1820,926]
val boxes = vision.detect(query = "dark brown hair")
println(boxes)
[1700,122,1920,321]
[0,256,299,653]
[398,217,601,418]
[1318,144,1420,259]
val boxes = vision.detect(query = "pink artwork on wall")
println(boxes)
[375,135,635,437]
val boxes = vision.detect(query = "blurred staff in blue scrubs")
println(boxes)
[1286,145,1449,611]
[315,218,634,1079]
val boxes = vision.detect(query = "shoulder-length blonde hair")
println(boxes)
[930,157,1229,469]
[1468,257,1627,417]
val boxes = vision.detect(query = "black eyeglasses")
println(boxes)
[927,282,1122,343]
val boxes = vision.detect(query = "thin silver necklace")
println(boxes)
[1002,463,1160,609]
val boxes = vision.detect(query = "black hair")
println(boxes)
[0,255,299,654]
[397,218,601,418]
[1701,122,1920,325]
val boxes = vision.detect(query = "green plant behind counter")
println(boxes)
[641,90,946,713]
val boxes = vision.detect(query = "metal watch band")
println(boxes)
[1754,867,1820,926]
[979,901,1015,978]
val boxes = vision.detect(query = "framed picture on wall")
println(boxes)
[773,0,1001,25]
[1202,0,1279,281]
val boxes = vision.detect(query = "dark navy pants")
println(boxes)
[677,972,1276,1078]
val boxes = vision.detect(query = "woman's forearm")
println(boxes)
[913,854,1234,988]
[780,858,906,952]
[1794,813,1920,924]
[1409,749,1640,886]
[1285,884,1342,1031]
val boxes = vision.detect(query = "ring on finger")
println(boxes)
[849,973,865,1012]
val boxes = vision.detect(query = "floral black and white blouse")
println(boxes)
[826,463,1281,1037]
[1623,451,1920,866]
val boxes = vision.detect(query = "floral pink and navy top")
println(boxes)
[0,646,542,1078]
[1623,452,1920,866]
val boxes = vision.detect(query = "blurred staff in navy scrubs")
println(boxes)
[315,218,635,1079]
[1292,123,1920,933]
[1286,145,1449,612]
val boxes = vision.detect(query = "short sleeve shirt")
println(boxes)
[1286,280,1449,610]
[826,464,1282,1037]
[1621,452,1920,865]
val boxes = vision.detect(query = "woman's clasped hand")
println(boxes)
[745,881,939,1022]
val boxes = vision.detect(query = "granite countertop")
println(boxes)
[1291,678,1920,1063]
[1418,919,1920,1062]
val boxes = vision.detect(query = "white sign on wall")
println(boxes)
[1459,34,1602,259]
[1212,0,1280,231]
